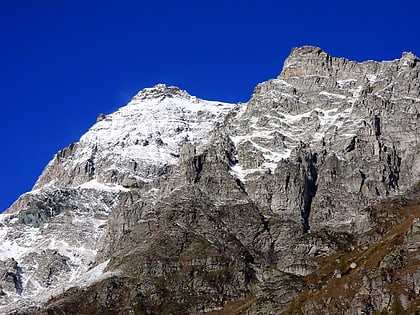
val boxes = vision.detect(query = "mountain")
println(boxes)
[1,46,419,314]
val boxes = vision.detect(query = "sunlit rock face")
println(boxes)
[1,47,419,314]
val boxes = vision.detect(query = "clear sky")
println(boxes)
[1,0,419,212]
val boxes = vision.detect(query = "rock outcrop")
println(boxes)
[1,46,419,314]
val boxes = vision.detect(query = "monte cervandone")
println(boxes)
[1,46,419,314]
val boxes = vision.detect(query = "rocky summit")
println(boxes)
[0,46,419,314]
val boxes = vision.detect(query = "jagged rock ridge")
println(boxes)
[0,46,419,314]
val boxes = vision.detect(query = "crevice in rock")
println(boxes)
[301,153,318,234]
[235,178,246,192]
[374,115,381,138]
[85,145,98,179]
[387,148,401,190]
[345,136,357,153]
[16,266,23,295]
[192,155,204,183]
[85,158,95,178]
[284,173,290,190]
[7,266,23,296]
[359,170,367,193]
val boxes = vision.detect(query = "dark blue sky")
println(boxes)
[1,0,419,212]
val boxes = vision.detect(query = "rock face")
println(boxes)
[1,46,419,314]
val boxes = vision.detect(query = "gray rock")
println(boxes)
[1,47,420,314]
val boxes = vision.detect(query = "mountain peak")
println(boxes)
[279,46,337,78]
[290,45,329,57]
[280,46,420,80]
[29,84,234,191]
[1,47,420,315]
[133,84,192,101]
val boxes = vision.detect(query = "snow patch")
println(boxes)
[366,74,378,83]
[319,91,346,99]
[337,79,357,88]
[273,79,294,88]
[229,164,263,182]
[77,179,129,192]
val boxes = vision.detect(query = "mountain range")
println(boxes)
[1,46,419,314]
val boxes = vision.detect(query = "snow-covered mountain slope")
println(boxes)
[0,85,234,312]
[221,46,419,237]
[227,47,420,184]
[32,84,234,191]
[1,46,419,314]
[0,185,124,312]
[228,81,358,177]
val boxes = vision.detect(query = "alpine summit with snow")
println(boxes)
[1,46,419,314]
